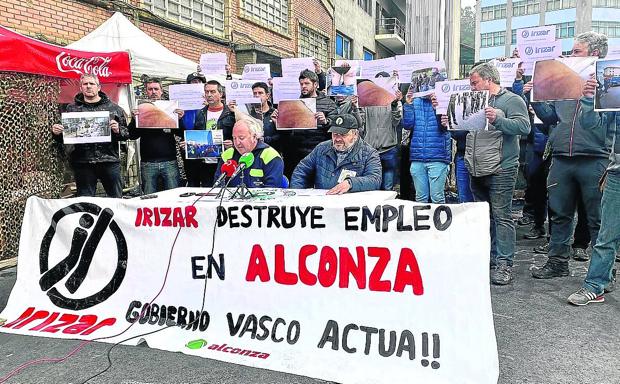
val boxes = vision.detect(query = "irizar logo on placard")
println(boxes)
[525,46,534,55]
[521,30,530,38]
[496,62,516,68]
[441,84,450,92]
[231,82,239,89]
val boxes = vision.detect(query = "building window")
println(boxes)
[336,32,352,59]
[555,22,575,38]
[298,24,330,69]
[363,49,374,61]
[512,0,540,16]
[546,0,576,10]
[480,31,506,48]
[142,0,225,36]
[511,29,517,44]
[481,4,507,21]
[358,0,372,15]
[592,20,620,37]
[593,0,620,7]
[240,0,289,34]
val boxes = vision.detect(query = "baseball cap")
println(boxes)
[328,114,358,134]
[186,72,206,83]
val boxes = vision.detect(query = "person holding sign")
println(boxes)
[527,32,616,280]
[51,74,128,198]
[214,119,283,188]
[290,114,381,194]
[250,82,280,152]
[188,80,236,187]
[441,63,530,285]
[272,70,338,178]
[129,78,185,194]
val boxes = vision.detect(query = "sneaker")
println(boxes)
[567,288,605,306]
[604,268,617,293]
[533,243,549,254]
[491,264,513,285]
[532,261,570,279]
[517,215,533,226]
[524,226,546,240]
[573,248,590,262]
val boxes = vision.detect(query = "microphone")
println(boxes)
[226,153,255,185]
[213,159,238,187]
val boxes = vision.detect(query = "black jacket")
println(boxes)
[193,104,236,140]
[128,113,184,163]
[58,91,128,164]
[251,105,280,151]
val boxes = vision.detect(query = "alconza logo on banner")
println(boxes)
[39,203,128,311]
[56,52,112,77]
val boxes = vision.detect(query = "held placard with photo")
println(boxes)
[445,90,489,131]
[135,100,179,129]
[275,99,317,130]
[531,57,596,102]
[61,111,111,144]
[185,130,223,163]
[595,58,620,111]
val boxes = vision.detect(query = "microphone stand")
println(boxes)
[230,169,253,200]
[214,178,233,199]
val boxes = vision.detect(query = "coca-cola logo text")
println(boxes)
[56,52,112,78]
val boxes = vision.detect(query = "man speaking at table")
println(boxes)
[214,118,284,188]
[290,114,382,194]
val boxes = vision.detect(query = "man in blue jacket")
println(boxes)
[528,32,616,279]
[290,114,382,194]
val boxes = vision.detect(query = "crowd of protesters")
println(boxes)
[51,31,619,304]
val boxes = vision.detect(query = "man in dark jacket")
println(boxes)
[528,32,616,279]
[273,70,338,177]
[129,78,185,194]
[290,114,382,193]
[250,82,280,152]
[188,80,236,186]
[51,74,128,198]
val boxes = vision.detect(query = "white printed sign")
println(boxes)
[169,83,206,111]
[360,57,396,79]
[281,57,315,78]
[0,195,498,384]
[607,45,620,59]
[516,25,556,45]
[224,80,255,102]
[242,64,271,82]
[434,80,471,114]
[200,53,228,76]
[518,40,562,75]
[271,77,301,104]
[491,58,523,87]
[395,53,436,83]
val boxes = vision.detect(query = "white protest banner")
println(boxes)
[516,25,556,45]
[395,53,436,83]
[272,77,301,104]
[518,40,562,75]
[169,83,206,111]
[360,57,396,79]
[242,64,271,82]
[200,53,228,76]
[281,57,314,77]
[0,194,498,384]
[491,58,523,87]
[434,80,471,114]
[61,111,111,144]
[224,80,255,102]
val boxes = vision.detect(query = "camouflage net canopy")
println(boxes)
[0,72,65,260]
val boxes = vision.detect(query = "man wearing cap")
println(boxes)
[214,118,283,188]
[290,114,382,194]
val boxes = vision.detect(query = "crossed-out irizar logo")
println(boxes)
[39,203,128,310]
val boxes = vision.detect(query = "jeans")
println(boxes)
[547,157,606,262]
[73,162,122,198]
[470,166,518,267]
[141,160,180,194]
[583,170,620,294]
[379,146,398,190]
[410,161,449,203]
[455,154,474,203]
[523,145,548,229]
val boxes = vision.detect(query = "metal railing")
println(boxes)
[375,17,406,41]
